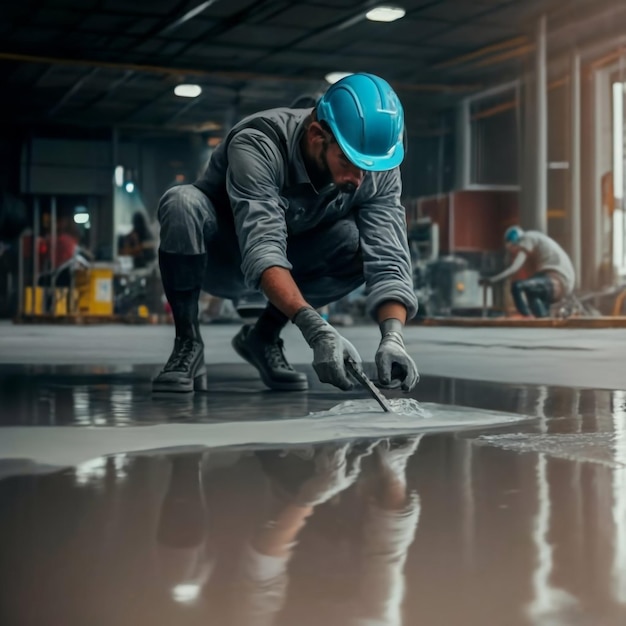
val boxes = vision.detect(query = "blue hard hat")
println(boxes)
[504,225,524,243]
[316,73,405,172]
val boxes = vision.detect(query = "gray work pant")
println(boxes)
[157,184,364,308]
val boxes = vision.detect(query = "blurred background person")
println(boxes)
[119,211,157,270]
[482,226,575,318]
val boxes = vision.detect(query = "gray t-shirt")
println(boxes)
[519,231,575,293]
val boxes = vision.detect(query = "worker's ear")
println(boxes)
[308,121,328,146]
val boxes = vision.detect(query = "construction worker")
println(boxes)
[483,226,575,318]
[153,73,419,394]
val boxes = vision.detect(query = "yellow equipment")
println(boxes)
[74,265,114,316]
[24,287,44,315]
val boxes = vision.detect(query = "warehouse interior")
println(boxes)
[2,1,626,625]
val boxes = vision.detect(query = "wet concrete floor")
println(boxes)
[1,360,626,625]
[0,361,620,427]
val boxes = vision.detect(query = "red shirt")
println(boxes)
[50,233,78,267]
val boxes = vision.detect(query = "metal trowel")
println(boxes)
[344,356,394,413]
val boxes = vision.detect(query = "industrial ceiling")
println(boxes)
[0,0,610,136]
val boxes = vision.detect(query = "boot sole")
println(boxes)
[152,370,208,394]
[232,337,309,391]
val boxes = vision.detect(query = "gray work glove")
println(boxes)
[294,443,369,506]
[292,307,362,390]
[375,318,419,391]
[373,436,423,485]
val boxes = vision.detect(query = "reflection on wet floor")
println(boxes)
[0,363,624,432]
[2,433,626,626]
[2,363,626,624]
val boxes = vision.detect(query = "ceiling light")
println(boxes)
[325,71,354,84]
[74,213,89,225]
[125,182,135,193]
[174,84,202,98]
[365,5,406,22]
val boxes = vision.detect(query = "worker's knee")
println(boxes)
[524,276,553,300]
[158,185,211,226]
[312,218,360,262]
[511,280,526,296]
[323,218,360,260]
[288,217,360,277]
[157,184,218,255]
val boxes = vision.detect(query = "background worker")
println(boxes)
[482,226,575,318]
[119,211,157,270]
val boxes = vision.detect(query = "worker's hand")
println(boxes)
[372,436,423,486]
[375,319,419,391]
[294,443,370,506]
[293,307,361,390]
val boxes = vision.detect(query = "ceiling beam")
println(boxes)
[432,36,529,70]
[470,44,534,69]
[158,0,222,36]
[79,70,136,112]
[47,68,100,118]
[169,0,291,58]
[121,87,172,123]
[0,50,476,93]
[164,94,207,124]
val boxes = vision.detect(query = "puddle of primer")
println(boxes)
[0,399,528,477]
[308,397,430,418]
[477,432,626,469]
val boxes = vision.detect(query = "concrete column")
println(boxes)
[50,195,57,274]
[32,197,40,293]
[570,52,582,288]
[520,70,536,231]
[593,67,612,287]
[535,14,548,233]
[456,99,471,189]
[111,127,119,263]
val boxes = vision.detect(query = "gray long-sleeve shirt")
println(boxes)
[194,107,418,319]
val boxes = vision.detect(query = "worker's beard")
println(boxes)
[304,138,356,194]
[305,140,332,192]
[319,141,356,194]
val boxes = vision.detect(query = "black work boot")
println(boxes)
[153,334,207,393]
[232,324,309,391]
[233,302,308,391]
[153,252,207,394]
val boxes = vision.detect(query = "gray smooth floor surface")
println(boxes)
[1,321,624,389]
